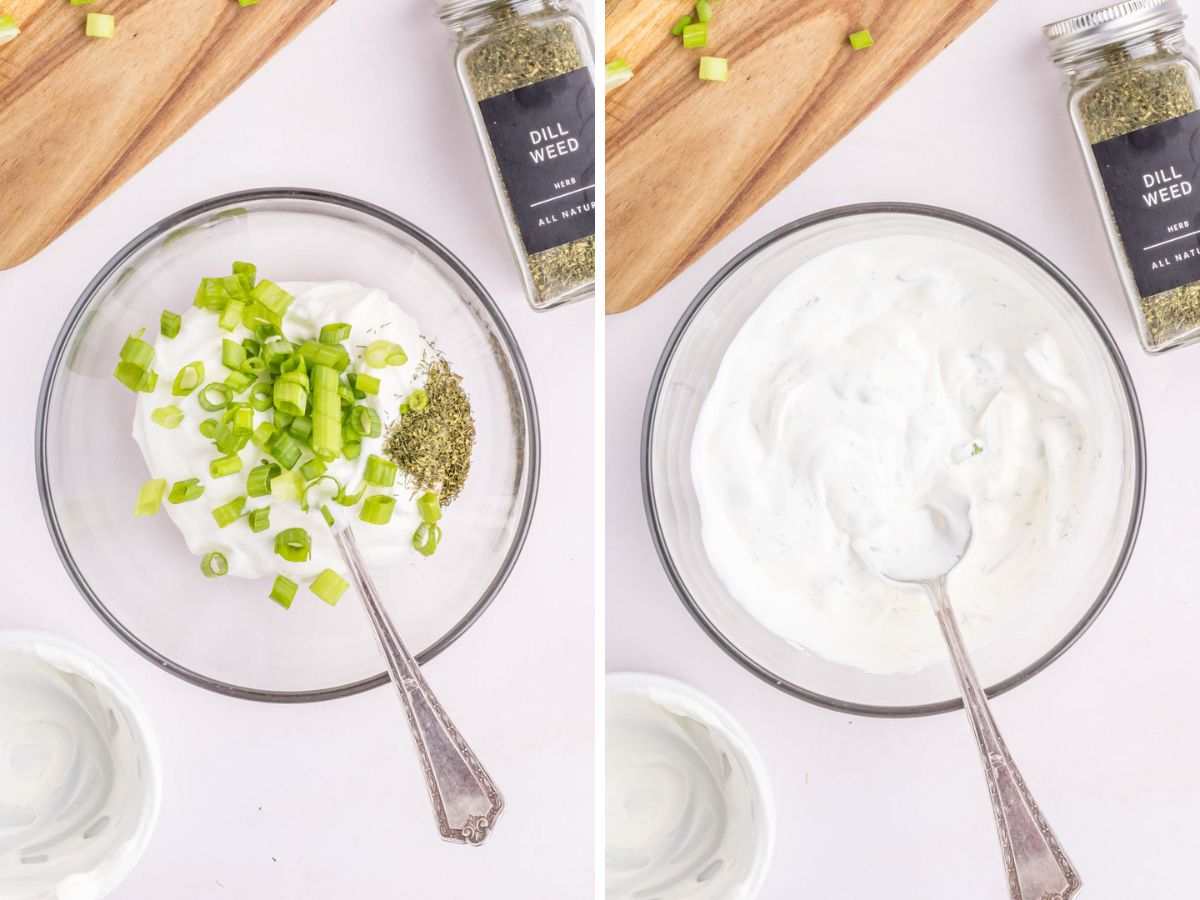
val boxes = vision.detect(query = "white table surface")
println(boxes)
[0,1,595,897]
[605,1,1200,898]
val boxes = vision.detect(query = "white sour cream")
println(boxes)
[132,281,429,581]
[605,678,771,900]
[0,635,159,900]
[692,234,1122,674]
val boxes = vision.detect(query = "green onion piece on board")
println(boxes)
[270,470,305,502]
[417,491,442,524]
[319,323,351,345]
[310,569,349,605]
[300,458,327,481]
[210,455,243,479]
[160,310,181,339]
[200,551,228,578]
[606,59,634,91]
[172,361,205,396]
[682,21,707,48]
[364,454,397,487]
[239,0,261,8]
[310,365,343,461]
[670,14,691,36]
[168,478,204,504]
[85,13,115,38]
[359,495,395,526]
[198,382,232,411]
[212,496,246,528]
[151,405,184,429]
[0,15,20,45]
[270,575,296,609]
[849,28,873,50]
[364,340,406,368]
[695,1,713,23]
[412,522,441,557]
[247,461,280,497]
[247,507,270,533]
[274,527,312,563]
[72,1,96,7]
[699,56,728,82]
[221,339,246,371]
[134,479,166,516]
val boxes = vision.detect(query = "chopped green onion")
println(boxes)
[319,504,335,527]
[273,380,307,417]
[311,365,343,461]
[606,58,634,91]
[168,478,204,504]
[274,527,311,563]
[212,496,246,528]
[342,440,361,461]
[671,14,692,35]
[407,389,429,413]
[230,405,254,435]
[309,569,349,605]
[300,474,341,512]
[241,356,266,377]
[364,455,398,488]
[160,310,181,339]
[971,441,984,456]
[269,575,297,609]
[113,361,156,393]
[233,260,256,283]
[270,470,305,502]
[194,277,226,310]
[359,495,395,526]
[417,491,441,524]
[247,507,270,533]
[251,421,278,451]
[72,0,97,5]
[248,382,273,411]
[849,28,873,50]
[682,21,707,48]
[262,339,294,371]
[0,15,20,45]
[288,415,313,443]
[300,457,326,481]
[247,461,281,496]
[336,480,366,506]
[349,405,382,438]
[224,370,254,394]
[210,455,243,479]
[134,479,166,516]
[268,431,302,470]
[214,421,250,455]
[198,382,232,411]
[221,273,250,303]
[218,299,244,332]
[172,361,205,396]
[695,1,713,23]
[699,56,728,82]
[242,338,261,358]
[413,522,442,557]
[250,280,294,324]
[151,405,184,429]
[299,339,350,372]
[352,373,380,395]
[85,13,115,38]
[116,329,153,370]
[319,322,351,344]
[200,418,218,438]
[200,551,228,578]
[221,339,246,371]
[364,340,406,368]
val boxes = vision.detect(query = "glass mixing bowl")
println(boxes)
[643,203,1145,716]
[37,189,539,702]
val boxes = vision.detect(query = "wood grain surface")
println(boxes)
[605,0,997,313]
[0,0,335,270]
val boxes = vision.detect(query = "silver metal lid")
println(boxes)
[1044,0,1185,62]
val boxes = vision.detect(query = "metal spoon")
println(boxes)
[328,513,503,845]
[856,488,1081,899]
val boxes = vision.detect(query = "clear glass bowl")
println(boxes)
[36,189,539,702]
[642,203,1146,716]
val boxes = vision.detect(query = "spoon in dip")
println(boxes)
[327,509,503,845]
[855,481,1081,900]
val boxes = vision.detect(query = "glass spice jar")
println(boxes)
[439,0,596,311]
[1046,0,1200,353]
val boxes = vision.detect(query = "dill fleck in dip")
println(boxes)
[439,0,596,311]
[1046,0,1200,352]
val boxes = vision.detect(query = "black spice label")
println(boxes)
[478,67,596,257]
[1091,109,1200,298]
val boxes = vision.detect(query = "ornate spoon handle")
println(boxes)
[927,578,1080,900]
[333,524,503,845]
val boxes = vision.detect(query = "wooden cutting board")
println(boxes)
[605,0,997,313]
[0,0,336,271]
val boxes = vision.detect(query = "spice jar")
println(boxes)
[1046,0,1200,353]
[439,0,596,311]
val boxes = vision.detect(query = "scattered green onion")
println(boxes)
[200,418,218,438]
[194,277,225,310]
[270,470,305,502]
[342,440,361,461]
[214,421,250,455]
[300,474,341,512]
[606,58,634,91]
[417,491,442,524]
[311,365,343,461]
[699,56,728,82]
[241,356,266,377]
[198,382,232,411]
[247,461,281,496]
[218,299,244,332]
[299,339,350,372]
[151,405,184,429]
[0,15,20,45]
[230,406,254,435]
[168,478,204,504]
[224,370,254,394]
[251,421,278,451]
[134,479,166,516]
[85,12,115,38]
[201,551,228,578]
[309,569,349,605]
[300,458,327,481]
[247,507,270,533]
[407,389,429,413]
[352,373,380,395]
[695,1,713,23]
[364,340,406,368]
[349,405,382,438]
[222,339,246,371]
[212,496,246,528]
[172,361,205,396]
[671,14,692,35]
[274,527,311,563]
[270,575,297,609]
[210,455,243,479]
[849,28,873,50]
[319,323,351,345]
[336,480,366,506]
[233,260,256,283]
[250,382,273,411]
[359,495,395,526]
[364,454,397,487]
[320,504,336,527]
[413,522,442,557]
[160,310,181,339]
[268,431,302,470]
[273,380,307,417]
[288,415,313,443]
[682,21,707,48]
[250,280,294,324]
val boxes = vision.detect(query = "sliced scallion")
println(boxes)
[300,457,327,481]
[201,551,228,578]
[364,340,406,368]
[134,479,166,516]
[168,478,204,504]
[250,382,274,412]
[349,405,382,438]
[222,338,246,371]
[0,15,20,45]
[247,461,281,497]
[364,454,397,487]
[417,491,442,524]
[270,470,305,502]
[274,527,311,563]
[309,569,349,605]
[606,58,634,91]
[407,389,429,413]
[198,382,232,411]
[247,507,270,533]
[670,14,692,35]
[160,310,181,339]
[352,373,380,395]
[359,495,395,526]
[85,13,115,39]
[210,455,243,479]
[172,361,205,397]
[319,322,351,345]
[270,575,297,609]
[151,405,184,429]
[212,496,246,528]
[682,21,707,48]
[695,1,713,23]
[200,418,218,438]
[413,522,441,557]
[698,56,728,82]
[251,421,278,451]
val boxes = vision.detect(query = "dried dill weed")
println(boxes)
[440,0,595,310]
[1047,1,1200,352]
[383,356,476,504]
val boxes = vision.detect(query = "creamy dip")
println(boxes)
[606,681,769,900]
[132,281,428,581]
[0,637,158,900]
[691,234,1124,674]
